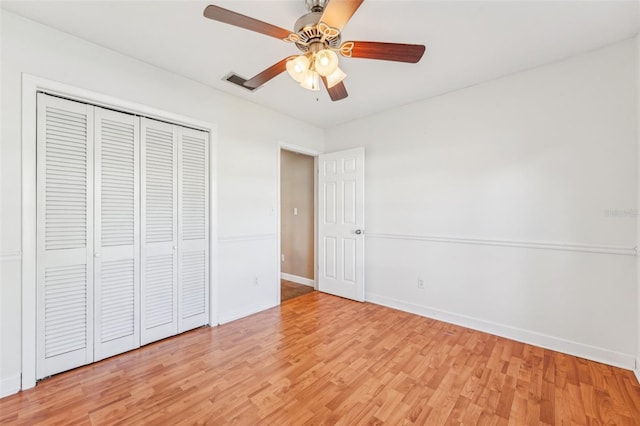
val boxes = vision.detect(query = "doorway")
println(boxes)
[280,149,316,302]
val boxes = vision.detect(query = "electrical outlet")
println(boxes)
[417,278,424,289]
[254,276,259,286]
[281,254,285,262]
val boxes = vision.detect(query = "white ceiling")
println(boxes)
[2,1,639,128]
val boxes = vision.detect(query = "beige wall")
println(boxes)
[281,150,314,280]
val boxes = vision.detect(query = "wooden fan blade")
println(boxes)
[347,41,426,63]
[203,5,292,40]
[320,0,364,31]
[321,77,348,101]
[244,57,292,89]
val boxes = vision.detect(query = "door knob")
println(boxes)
[355,229,363,235]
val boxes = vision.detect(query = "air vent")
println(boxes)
[223,73,257,92]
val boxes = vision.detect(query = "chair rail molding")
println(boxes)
[1,250,22,262]
[218,233,277,243]
[365,232,636,256]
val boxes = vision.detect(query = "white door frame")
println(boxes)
[21,74,218,390]
[276,142,321,304]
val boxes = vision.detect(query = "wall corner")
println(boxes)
[636,31,640,379]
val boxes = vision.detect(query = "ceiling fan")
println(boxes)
[203,0,426,101]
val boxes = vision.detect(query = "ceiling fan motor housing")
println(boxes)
[294,11,342,52]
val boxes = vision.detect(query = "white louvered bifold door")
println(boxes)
[140,118,179,345]
[36,93,94,379]
[178,127,209,332]
[94,107,140,360]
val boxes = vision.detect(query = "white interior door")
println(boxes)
[178,126,209,332]
[36,93,94,378]
[140,117,179,345]
[317,147,365,301]
[94,107,140,360]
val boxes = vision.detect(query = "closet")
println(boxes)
[36,93,210,379]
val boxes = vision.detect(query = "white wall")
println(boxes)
[636,32,640,383]
[326,38,639,369]
[0,11,324,396]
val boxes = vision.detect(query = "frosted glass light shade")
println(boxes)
[314,49,339,77]
[286,55,310,83]
[300,70,320,91]
[325,67,347,88]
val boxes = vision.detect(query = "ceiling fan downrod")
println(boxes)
[305,0,327,13]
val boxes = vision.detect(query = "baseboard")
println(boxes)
[281,272,315,288]
[0,374,21,398]
[635,361,640,384]
[366,292,636,371]
[218,301,277,325]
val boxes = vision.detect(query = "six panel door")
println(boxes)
[317,147,365,302]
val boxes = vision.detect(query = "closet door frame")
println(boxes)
[21,75,218,391]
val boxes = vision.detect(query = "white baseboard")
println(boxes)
[218,301,277,325]
[281,272,315,288]
[1,374,21,398]
[366,292,636,371]
[635,361,640,384]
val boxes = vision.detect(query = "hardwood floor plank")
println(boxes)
[2,292,639,425]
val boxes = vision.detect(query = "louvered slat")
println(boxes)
[37,94,93,379]
[44,107,87,251]
[145,254,174,328]
[94,107,140,361]
[182,251,206,318]
[178,127,209,332]
[145,127,174,243]
[44,265,87,358]
[101,118,135,246]
[141,118,178,345]
[100,259,135,343]
[181,135,207,240]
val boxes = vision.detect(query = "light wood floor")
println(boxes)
[2,292,639,425]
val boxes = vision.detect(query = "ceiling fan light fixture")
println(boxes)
[286,55,310,83]
[314,49,339,76]
[325,66,347,88]
[300,70,321,91]
[204,0,426,102]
